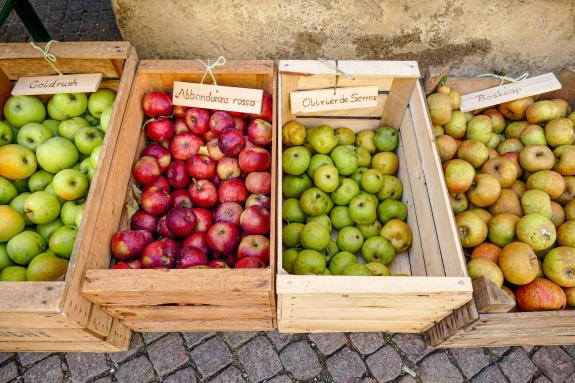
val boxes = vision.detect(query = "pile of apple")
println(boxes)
[429,85,575,311]
[0,90,116,281]
[109,90,273,269]
[281,121,412,276]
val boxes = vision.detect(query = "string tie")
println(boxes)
[477,72,529,86]
[196,56,226,86]
[30,40,63,76]
[318,58,354,95]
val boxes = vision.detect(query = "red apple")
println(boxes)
[245,194,271,210]
[142,91,172,117]
[233,117,247,133]
[173,105,189,118]
[229,111,246,118]
[166,207,197,237]
[173,118,189,134]
[145,119,174,142]
[177,246,208,268]
[141,187,173,216]
[185,107,211,135]
[112,262,132,269]
[212,251,237,267]
[192,207,214,232]
[183,231,210,255]
[166,160,191,189]
[247,119,272,146]
[133,156,161,184]
[207,138,225,161]
[172,188,192,208]
[142,176,170,193]
[156,215,174,238]
[218,178,248,204]
[247,92,273,122]
[237,234,270,265]
[130,210,158,233]
[238,147,271,173]
[240,206,270,235]
[186,154,216,179]
[170,132,203,160]
[214,202,243,226]
[244,135,258,148]
[235,256,265,268]
[111,230,152,261]
[210,173,221,188]
[217,157,241,180]
[245,172,271,195]
[189,179,218,208]
[207,222,240,253]
[141,143,171,172]
[128,258,143,269]
[204,130,217,142]
[141,238,178,269]
[218,128,245,157]
[208,259,230,268]
[209,111,234,136]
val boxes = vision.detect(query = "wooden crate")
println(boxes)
[425,76,575,348]
[0,42,137,351]
[276,60,473,333]
[81,60,277,332]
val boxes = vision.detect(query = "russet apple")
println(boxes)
[483,108,506,133]
[553,145,575,175]
[543,247,575,287]
[519,144,555,172]
[516,278,566,311]
[467,258,504,287]
[566,286,575,307]
[526,100,558,124]
[488,213,519,247]
[502,152,523,177]
[380,219,412,252]
[466,115,493,144]
[499,242,539,285]
[517,214,556,251]
[457,140,488,168]
[471,243,501,264]
[520,125,547,146]
[555,176,575,205]
[444,159,475,193]
[427,92,452,125]
[488,189,523,217]
[510,180,527,198]
[444,111,467,139]
[486,133,502,149]
[505,122,528,139]
[521,189,552,218]
[498,97,533,120]
[481,157,517,188]
[449,193,468,214]
[468,208,493,225]
[565,200,575,220]
[455,211,487,248]
[557,220,575,248]
[497,137,524,154]
[467,174,501,207]
[550,201,566,228]
[526,170,565,199]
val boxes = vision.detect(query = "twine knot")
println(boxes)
[477,72,529,86]
[29,40,63,76]
[196,56,226,86]
[318,58,354,95]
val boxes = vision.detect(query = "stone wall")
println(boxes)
[112,0,575,75]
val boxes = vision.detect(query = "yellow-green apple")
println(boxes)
[7,230,46,265]
[88,89,116,118]
[486,132,502,149]
[550,201,566,228]
[566,286,575,307]
[282,146,311,176]
[47,98,67,120]
[436,134,458,162]
[519,144,555,172]
[488,189,523,217]
[308,125,337,154]
[487,148,499,159]
[455,211,487,248]
[498,97,533,120]
[467,174,501,207]
[468,208,493,225]
[510,180,527,198]
[315,165,340,193]
[371,152,398,175]
[3,95,46,127]
[502,151,523,177]
[376,175,402,200]
[488,213,519,247]
[457,140,488,168]
[471,243,501,264]
[481,157,517,188]
[334,127,355,145]
[49,225,77,259]
[516,278,566,311]
[356,130,376,154]
[0,121,13,147]
[551,99,571,117]
[565,200,575,220]
[0,205,25,242]
[517,214,556,251]
[520,125,547,146]
[466,115,492,144]
[444,159,475,193]
[557,220,575,248]
[23,191,60,225]
[28,170,54,192]
[16,123,53,151]
[553,145,575,175]
[380,219,412,252]
[51,93,88,118]
[427,92,452,125]
[0,144,37,180]
[58,117,89,140]
[432,125,444,137]
[467,258,504,287]
[521,189,552,217]
[545,118,574,148]
[74,126,104,155]
[505,121,528,139]
[570,111,575,125]
[444,110,467,138]
[0,176,16,204]
[36,137,79,173]
[527,170,565,199]
[526,100,558,124]
[52,169,88,200]
[499,242,539,285]
[543,247,575,287]
[555,176,575,205]
[99,106,113,132]
[483,108,506,133]
[497,138,524,155]
[449,193,468,214]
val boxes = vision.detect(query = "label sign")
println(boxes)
[290,86,379,114]
[172,82,263,114]
[11,73,103,96]
[460,73,561,112]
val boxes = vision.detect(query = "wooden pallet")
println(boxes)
[81,60,277,332]
[424,75,575,348]
[0,42,137,351]
[276,60,473,333]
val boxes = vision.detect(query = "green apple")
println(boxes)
[0,176,17,204]
[99,105,114,132]
[9,192,30,221]
[356,130,376,153]
[360,192,379,207]
[351,167,368,184]
[356,220,382,239]
[307,154,334,178]
[323,269,331,275]
[282,222,304,248]
[323,239,339,263]
[324,195,334,214]
[61,200,85,226]
[336,226,364,253]
[17,123,53,151]
[0,205,25,242]
[7,230,46,265]
[374,126,399,152]
[58,117,90,140]
[47,98,67,121]
[377,199,407,224]
[0,243,15,271]
[366,262,391,276]
[377,175,403,200]
[362,236,395,265]
[299,222,330,251]
[4,95,46,128]
[335,128,355,145]
[88,89,116,118]
[49,225,77,259]
[282,174,312,198]
[83,113,100,126]
[357,147,371,167]
[75,204,86,227]
[52,169,88,200]
[0,266,27,281]
[79,158,93,177]
[42,119,60,136]
[36,218,64,242]
[329,251,358,275]
[342,263,372,276]
[349,194,377,224]
[306,214,332,232]
[282,198,306,223]
[37,137,79,173]
[282,146,311,176]
[0,121,13,147]
[299,187,329,217]
[314,165,339,193]
[294,249,326,275]
[282,248,300,274]
[24,191,61,224]
[27,252,69,281]
[50,93,88,119]
[331,178,360,205]
[308,125,338,154]
[330,206,354,229]
[330,145,358,176]
[89,145,102,169]
[12,179,28,193]
[361,169,384,193]
[74,127,104,155]
[28,170,54,192]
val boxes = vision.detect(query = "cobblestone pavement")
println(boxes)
[0,332,574,382]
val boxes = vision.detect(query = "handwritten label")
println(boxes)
[290,86,379,114]
[11,73,103,96]
[460,73,561,112]
[172,82,263,114]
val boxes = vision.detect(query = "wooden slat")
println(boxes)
[0,313,81,329]
[0,42,131,59]
[0,59,121,80]
[105,304,273,321]
[423,66,449,95]
[137,60,274,75]
[472,277,515,313]
[296,94,387,117]
[540,66,575,104]
[0,340,126,352]
[424,301,479,348]
[296,76,393,92]
[123,319,274,332]
[104,318,131,351]
[279,60,420,78]
[0,328,103,342]
[279,319,429,333]
[0,282,63,312]
[281,307,449,321]
[381,78,417,128]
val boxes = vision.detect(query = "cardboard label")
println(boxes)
[290,86,379,113]
[460,73,561,112]
[11,73,103,96]
[172,82,263,114]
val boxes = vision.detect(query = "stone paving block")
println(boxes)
[395,375,417,383]
[66,352,110,383]
[308,333,348,355]
[0,362,18,383]
[147,333,189,376]
[142,332,166,344]
[268,375,292,383]
[190,336,233,379]
[208,366,245,383]
[222,332,259,348]
[366,345,402,382]
[564,346,575,359]
[417,352,463,383]
[109,333,144,364]
[533,376,552,383]
[267,331,293,350]
[23,355,64,383]
[280,340,322,380]
[498,347,538,383]
[349,333,385,355]
[326,347,367,383]
[470,365,507,383]
[532,346,575,383]
[237,336,283,383]
[115,355,156,383]
[393,334,430,363]
[449,348,490,379]
[18,352,50,367]
[164,368,198,383]
[0,353,13,365]
[93,378,112,383]
[488,347,510,357]
[182,332,215,349]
